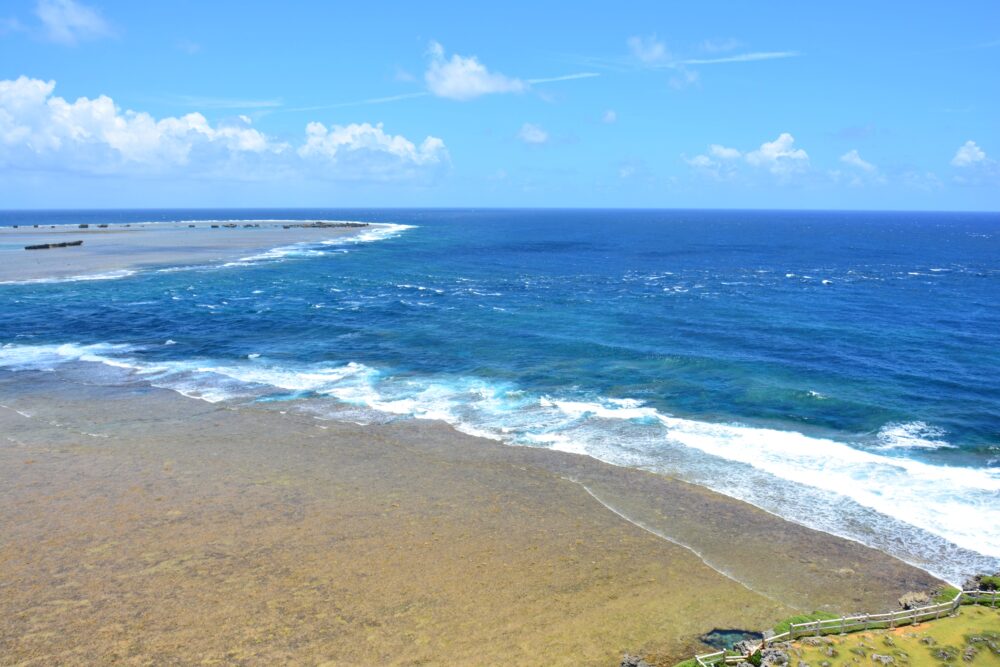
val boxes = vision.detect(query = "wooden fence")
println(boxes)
[693,589,998,667]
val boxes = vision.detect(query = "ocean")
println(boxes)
[1,208,998,583]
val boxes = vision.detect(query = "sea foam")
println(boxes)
[0,341,997,583]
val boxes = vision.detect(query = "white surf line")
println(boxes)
[0,403,32,418]
[569,477,789,606]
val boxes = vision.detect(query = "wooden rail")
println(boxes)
[692,589,998,667]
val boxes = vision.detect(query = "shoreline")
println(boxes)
[0,219,382,284]
[0,370,942,665]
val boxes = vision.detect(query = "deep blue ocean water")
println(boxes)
[2,209,998,582]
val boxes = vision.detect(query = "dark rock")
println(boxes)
[761,648,789,666]
[620,654,650,667]
[962,647,977,662]
[79,223,89,228]
[898,592,929,609]
[871,654,894,665]
[24,240,83,250]
[931,647,958,662]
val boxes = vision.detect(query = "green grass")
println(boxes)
[788,605,1000,667]
[932,586,961,604]
[773,611,840,636]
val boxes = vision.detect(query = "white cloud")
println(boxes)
[949,140,997,185]
[684,144,742,180]
[680,51,799,65]
[745,133,809,175]
[299,122,447,180]
[840,149,876,172]
[835,149,885,187]
[601,109,617,124]
[35,0,111,45]
[0,76,448,182]
[710,144,741,160]
[627,35,669,64]
[687,133,809,180]
[425,41,526,100]
[951,140,988,167]
[517,122,548,144]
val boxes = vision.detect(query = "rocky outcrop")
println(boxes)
[898,591,929,609]
[619,654,650,667]
[963,572,1000,591]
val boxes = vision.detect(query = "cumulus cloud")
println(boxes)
[424,41,526,100]
[686,133,809,179]
[840,149,876,172]
[951,140,988,167]
[299,122,447,180]
[35,0,111,45]
[950,140,997,185]
[0,76,448,182]
[517,122,548,144]
[745,133,809,175]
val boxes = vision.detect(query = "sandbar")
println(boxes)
[0,220,374,284]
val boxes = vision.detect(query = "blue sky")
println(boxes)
[1,0,998,210]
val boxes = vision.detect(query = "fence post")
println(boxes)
[863,614,869,631]
[840,617,846,635]
[814,620,821,637]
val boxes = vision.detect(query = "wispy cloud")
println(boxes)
[574,39,800,73]
[282,45,598,112]
[167,95,284,110]
[286,92,429,112]
[518,122,549,145]
[526,72,600,84]
[35,0,112,45]
[679,51,800,65]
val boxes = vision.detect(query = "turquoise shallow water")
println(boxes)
[1,208,998,582]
